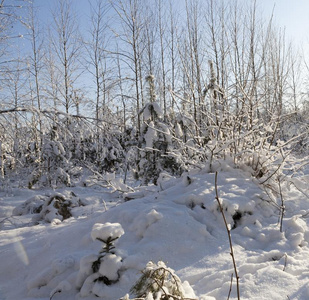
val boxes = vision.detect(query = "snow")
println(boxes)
[1,167,309,299]
[91,222,124,242]
[151,102,163,119]
[98,253,122,280]
[175,122,183,138]
[144,121,156,149]
[143,102,163,121]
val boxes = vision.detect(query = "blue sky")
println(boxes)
[9,0,309,50]
[3,0,308,112]
[39,0,309,49]
[6,0,309,68]
[259,0,309,50]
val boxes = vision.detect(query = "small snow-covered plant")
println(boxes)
[77,222,125,297]
[130,261,196,300]
[33,191,84,223]
[90,222,124,274]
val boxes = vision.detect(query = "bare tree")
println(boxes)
[158,0,167,116]
[84,0,111,122]
[2,57,28,132]
[44,41,62,110]
[143,3,156,77]
[110,0,145,134]
[50,0,82,115]
[0,1,27,87]
[25,1,45,152]
[288,48,303,112]
[167,0,179,111]
[175,0,205,137]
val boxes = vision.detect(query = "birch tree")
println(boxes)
[110,0,145,134]
[50,0,82,115]
[85,0,111,122]
[26,1,45,155]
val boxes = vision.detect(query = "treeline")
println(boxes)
[0,0,308,187]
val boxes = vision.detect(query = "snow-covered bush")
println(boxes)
[33,191,84,223]
[27,122,72,189]
[98,134,125,173]
[132,75,183,184]
[137,101,183,185]
[128,261,196,300]
[12,195,48,216]
[12,191,84,223]
[76,222,125,297]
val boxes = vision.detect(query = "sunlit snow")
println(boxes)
[1,166,309,299]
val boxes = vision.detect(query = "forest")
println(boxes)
[1,0,309,299]
[0,0,308,188]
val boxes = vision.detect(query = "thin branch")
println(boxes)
[278,177,285,233]
[283,253,288,272]
[0,106,120,126]
[215,172,240,300]
[227,273,233,300]
[49,290,60,300]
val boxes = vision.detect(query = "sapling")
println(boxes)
[77,222,125,297]
[91,235,120,275]
[91,222,124,280]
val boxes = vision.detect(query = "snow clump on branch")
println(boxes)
[91,222,125,242]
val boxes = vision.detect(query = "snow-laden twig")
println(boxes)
[82,162,134,193]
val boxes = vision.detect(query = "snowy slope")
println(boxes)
[1,167,309,300]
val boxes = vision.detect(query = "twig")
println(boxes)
[50,290,60,300]
[82,162,134,193]
[278,177,285,233]
[289,181,309,199]
[227,273,233,300]
[0,216,12,229]
[283,253,288,272]
[102,199,107,212]
[0,215,28,229]
[215,172,240,300]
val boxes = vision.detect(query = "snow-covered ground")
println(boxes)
[1,166,309,300]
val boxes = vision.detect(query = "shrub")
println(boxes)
[129,261,196,300]
[76,222,125,298]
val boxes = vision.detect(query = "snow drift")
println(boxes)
[1,167,309,299]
